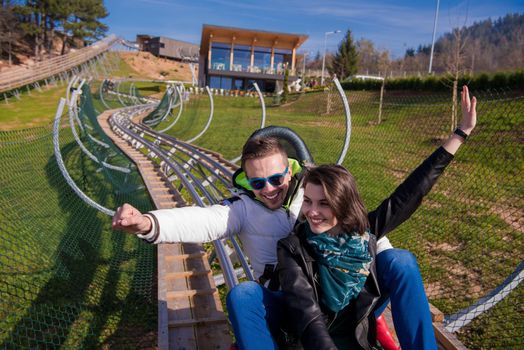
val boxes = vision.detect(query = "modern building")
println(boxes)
[136,35,199,62]
[199,24,308,92]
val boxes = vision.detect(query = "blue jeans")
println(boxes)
[374,249,437,350]
[226,248,437,350]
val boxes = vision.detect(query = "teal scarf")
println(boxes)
[305,223,373,313]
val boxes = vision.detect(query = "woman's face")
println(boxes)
[302,183,340,234]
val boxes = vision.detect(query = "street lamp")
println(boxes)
[428,0,440,74]
[302,52,309,77]
[300,52,309,90]
[321,30,341,86]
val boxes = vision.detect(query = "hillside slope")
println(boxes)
[118,52,197,81]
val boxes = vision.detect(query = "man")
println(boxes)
[113,87,476,350]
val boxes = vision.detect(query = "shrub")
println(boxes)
[341,70,524,92]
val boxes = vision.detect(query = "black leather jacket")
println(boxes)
[276,146,454,349]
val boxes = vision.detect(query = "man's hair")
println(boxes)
[241,136,288,170]
[303,164,369,235]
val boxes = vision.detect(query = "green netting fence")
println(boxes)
[177,85,523,349]
[0,92,157,348]
[1,81,522,349]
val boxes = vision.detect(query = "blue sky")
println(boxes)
[105,0,524,58]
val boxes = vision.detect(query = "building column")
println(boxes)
[230,37,235,71]
[208,34,213,70]
[250,40,255,72]
[291,47,296,73]
[270,46,275,73]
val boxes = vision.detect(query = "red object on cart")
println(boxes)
[376,314,401,350]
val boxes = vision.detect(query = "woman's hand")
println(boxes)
[460,85,477,135]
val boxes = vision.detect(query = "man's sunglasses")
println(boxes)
[247,166,289,190]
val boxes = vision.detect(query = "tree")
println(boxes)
[57,0,108,54]
[356,39,378,74]
[442,26,470,132]
[0,1,22,65]
[282,64,289,104]
[306,50,323,70]
[330,29,358,80]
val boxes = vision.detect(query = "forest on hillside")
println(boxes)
[0,0,108,66]
[305,13,524,77]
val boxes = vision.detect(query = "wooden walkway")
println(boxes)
[99,109,467,349]
[0,35,118,93]
[99,110,232,349]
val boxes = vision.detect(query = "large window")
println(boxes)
[209,76,232,90]
[253,46,271,73]
[273,48,292,74]
[211,42,231,71]
[233,79,244,90]
[247,79,266,91]
[233,45,251,72]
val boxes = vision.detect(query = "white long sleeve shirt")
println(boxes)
[138,188,392,279]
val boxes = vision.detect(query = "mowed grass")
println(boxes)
[0,85,66,130]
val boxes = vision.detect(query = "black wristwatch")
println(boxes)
[454,128,468,141]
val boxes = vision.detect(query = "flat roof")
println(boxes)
[200,24,308,55]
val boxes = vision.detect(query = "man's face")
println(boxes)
[244,152,291,210]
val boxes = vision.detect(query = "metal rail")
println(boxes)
[110,111,242,289]
[187,86,215,143]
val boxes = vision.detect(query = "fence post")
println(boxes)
[378,79,385,124]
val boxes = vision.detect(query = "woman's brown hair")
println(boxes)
[303,164,369,235]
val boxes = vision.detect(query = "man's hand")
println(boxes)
[112,203,152,234]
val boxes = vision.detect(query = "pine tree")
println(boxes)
[330,29,358,80]
[58,0,108,54]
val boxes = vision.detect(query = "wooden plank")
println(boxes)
[429,303,468,350]
[165,270,212,279]
[166,288,217,299]
[434,322,468,350]
[168,316,228,328]
[157,244,171,350]
[183,243,232,348]
[430,303,445,322]
[164,243,197,350]
[165,252,207,261]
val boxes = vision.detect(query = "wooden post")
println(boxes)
[451,78,458,132]
[326,84,333,115]
[378,78,385,124]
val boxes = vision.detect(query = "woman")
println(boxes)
[276,87,477,349]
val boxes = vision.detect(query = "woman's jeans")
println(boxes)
[226,248,438,350]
